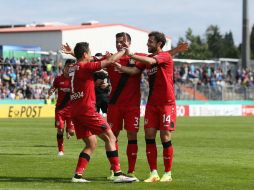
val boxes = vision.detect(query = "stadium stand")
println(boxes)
[1,56,254,101]
[0,56,59,99]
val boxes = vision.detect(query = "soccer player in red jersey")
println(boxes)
[62,34,144,181]
[61,37,188,181]
[114,31,188,182]
[67,42,135,183]
[105,32,147,181]
[48,59,76,156]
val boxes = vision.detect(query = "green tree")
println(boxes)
[205,25,224,58]
[222,31,239,58]
[176,28,212,59]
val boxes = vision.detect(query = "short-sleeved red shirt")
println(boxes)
[136,51,175,106]
[53,74,71,110]
[107,54,144,106]
[69,61,102,114]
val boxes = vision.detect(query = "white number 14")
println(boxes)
[162,114,171,123]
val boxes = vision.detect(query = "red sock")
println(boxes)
[127,140,138,173]
[162,141,174,172]
[146,139,157,171]
[109,141,119,171]
[106,150,121,172]
[57,134,64,152]
[75,152,90,175]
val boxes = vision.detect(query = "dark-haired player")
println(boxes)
[48,59,76,156]
[66,42,135,183]
[114,31,188,182]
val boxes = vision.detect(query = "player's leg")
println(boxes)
[144,105,160,182]
[106,104,123,180]
[159,105,176,182]
[144,128,160,182]
[55,111,65,156]
[98,129,136,183]
[126,131,139,181]
[124,106,140,180]
[72,134,97,183]
[65,118,75,139]
[160,130,173,182]
[107,104,123,151]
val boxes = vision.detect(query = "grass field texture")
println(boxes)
[0,117,254,190]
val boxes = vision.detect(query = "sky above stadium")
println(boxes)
[1,0,254,46]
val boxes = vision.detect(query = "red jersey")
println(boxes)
[53,74,71,110]
[107,54,143,106]
[69,61,101,115]
[136,51,175,106]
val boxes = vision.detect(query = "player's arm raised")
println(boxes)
[168,42,189,56]
[124,42,188,65]
[61,43,97,62]
[61,43,75,57]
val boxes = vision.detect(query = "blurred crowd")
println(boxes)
[1,56,254,101]
[0,56,61,99]
[174,64,254,88]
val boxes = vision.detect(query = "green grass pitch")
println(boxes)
[0,117,254,190]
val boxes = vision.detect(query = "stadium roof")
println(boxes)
[0,23,171,39]
[0,23,148,33]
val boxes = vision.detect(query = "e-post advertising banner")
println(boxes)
[0,104,55,118]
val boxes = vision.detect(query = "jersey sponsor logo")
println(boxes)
[60,82,65,84]
[147,66,158,76]
[70,91,84,100]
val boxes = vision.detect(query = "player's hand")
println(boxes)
[113,62,124,73]
[47,92,52,99]
[177,42,189,53]
[61,43,73,55]
[103,51,113,60]
[66,132,71,139]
